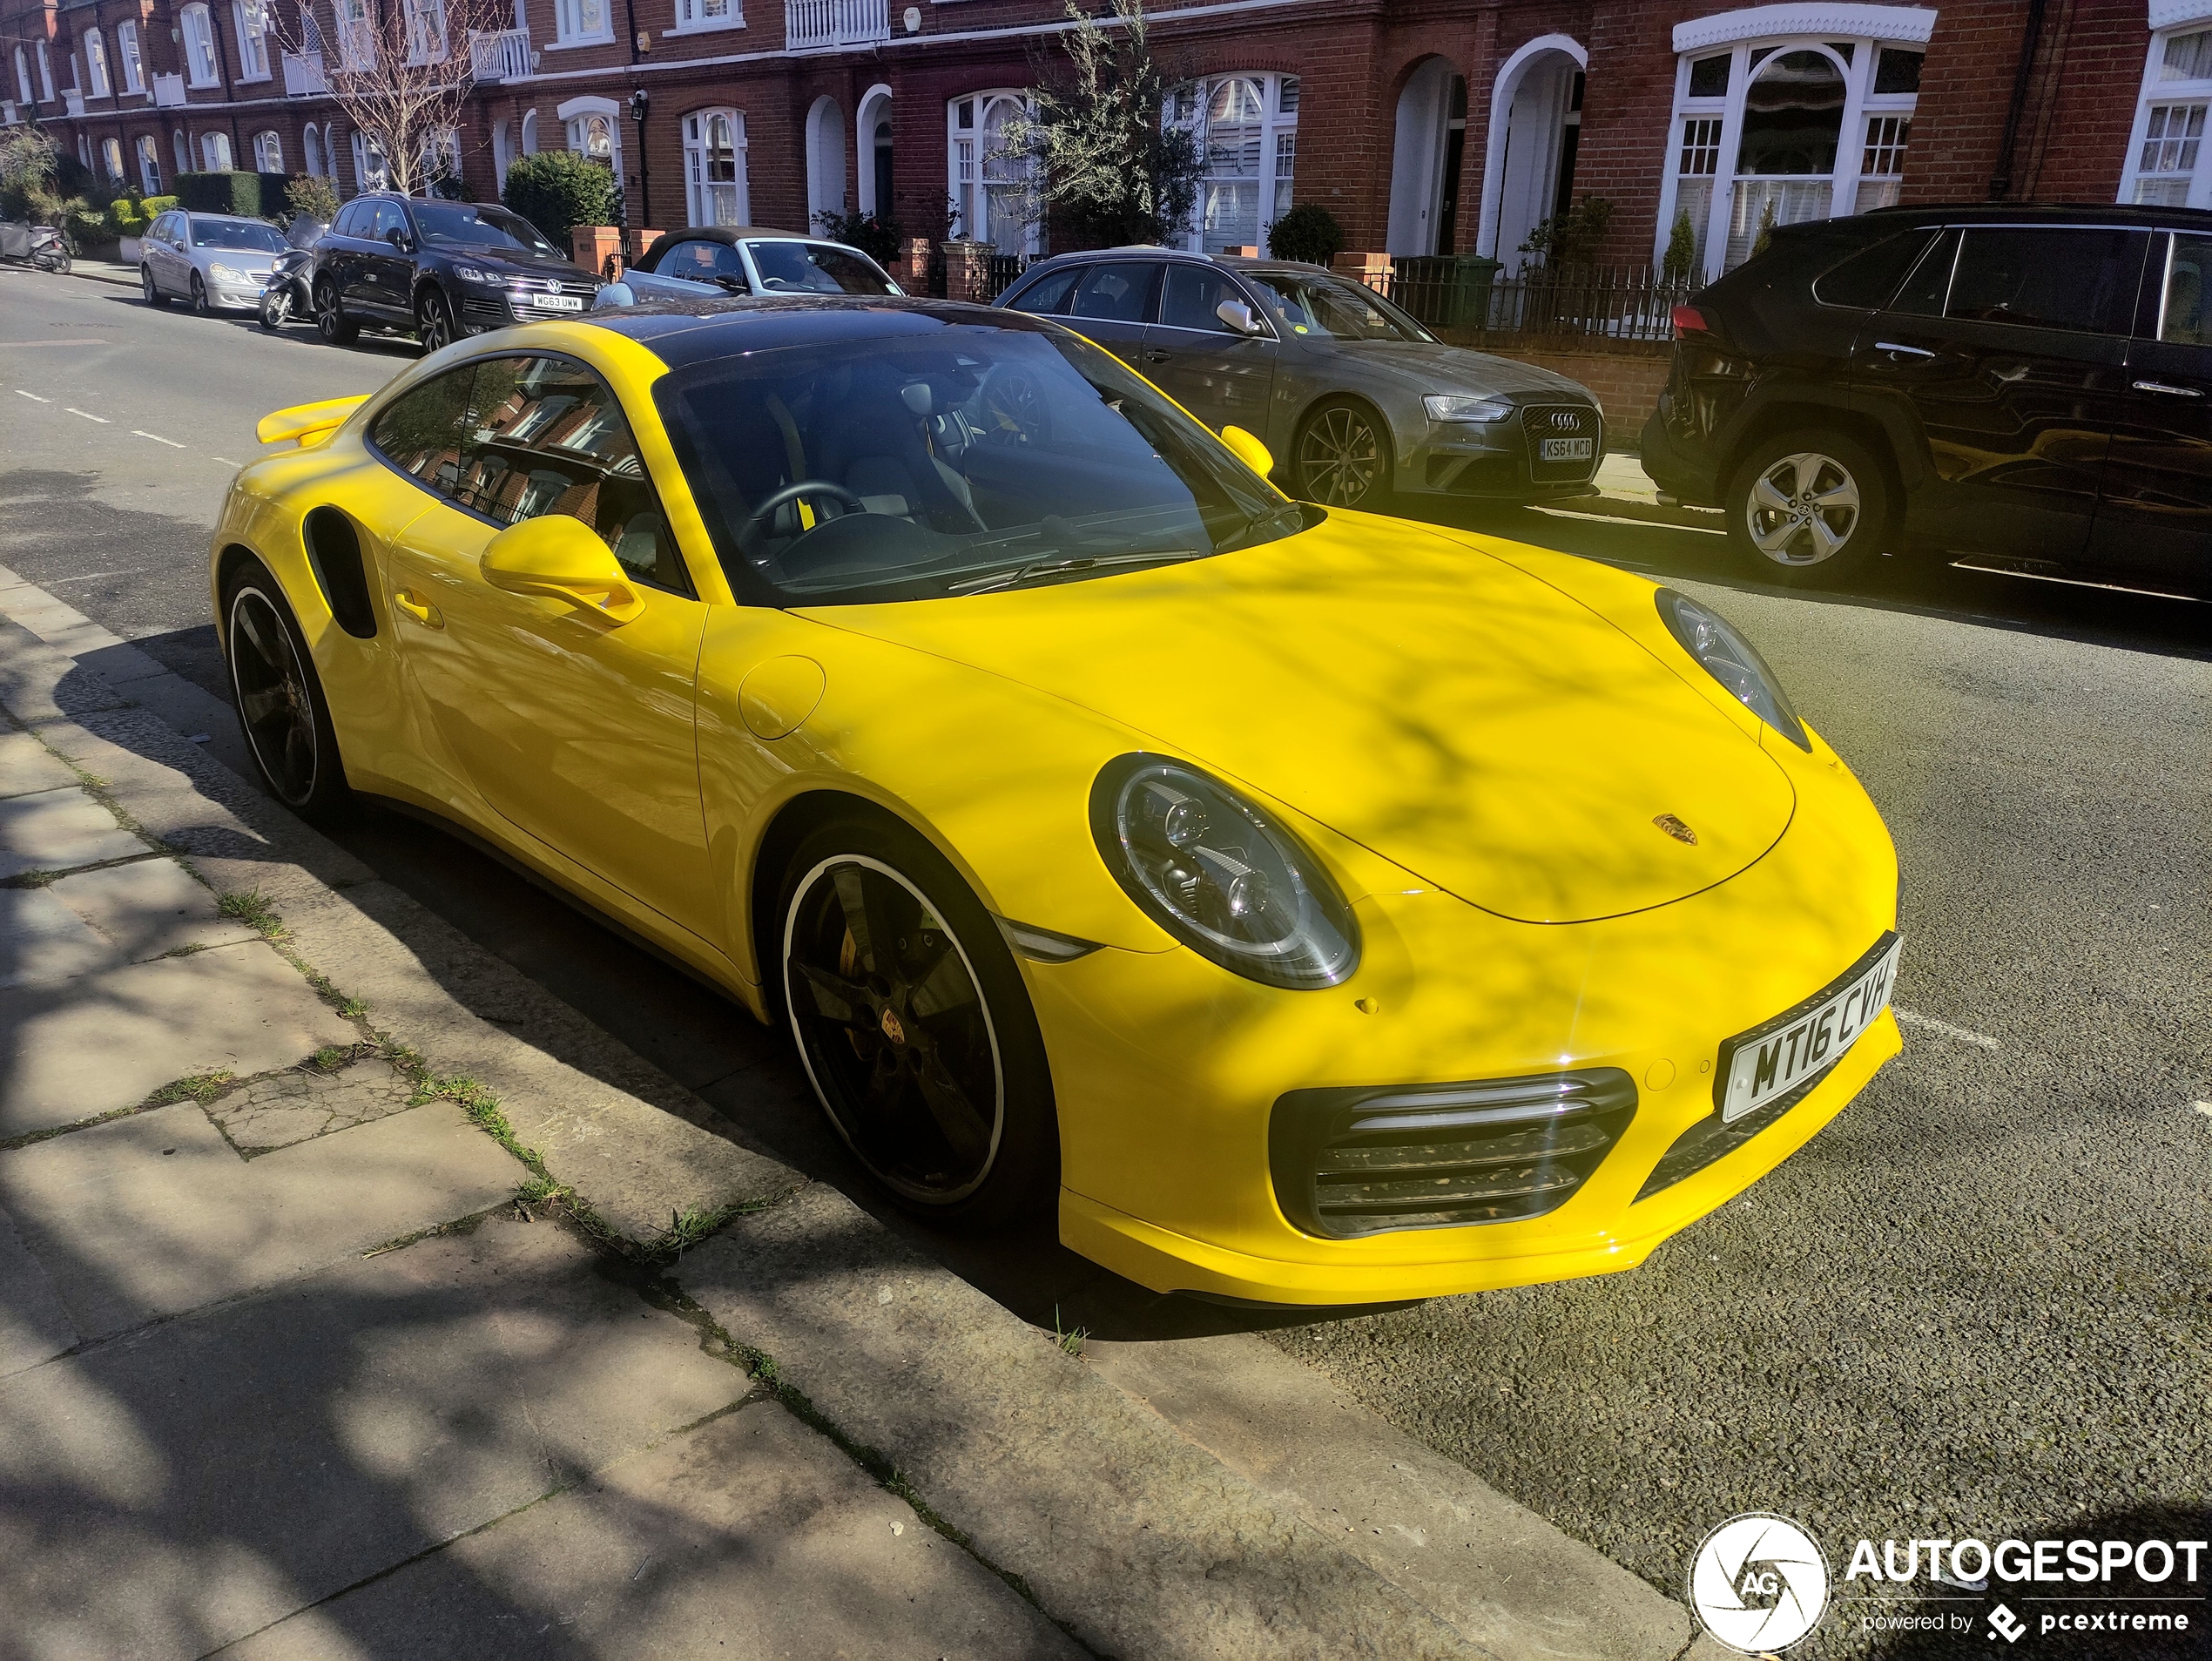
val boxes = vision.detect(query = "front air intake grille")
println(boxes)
[1521,403,1601,483]
[1271,1070,1637,1239]
[459,294,509,330]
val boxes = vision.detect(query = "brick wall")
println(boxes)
[1437,340,1670,447]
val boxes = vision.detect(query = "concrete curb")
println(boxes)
[63,260,138,290]
[0,564,1725,1659]
[1575,494,1727,533]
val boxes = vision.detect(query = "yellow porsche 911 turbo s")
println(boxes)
[213,295,1900,1307]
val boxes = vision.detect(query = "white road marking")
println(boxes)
[1895,1008,2001,1051]
[2190,1101,2212,1119]
[212,456,243,466]
[64,407,110,423]
[133,430,185,449]
[43,570,142,586]
[13,389,51,402]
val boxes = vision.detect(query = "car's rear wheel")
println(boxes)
[141,265,168,307]
[415,288,455,354]
[1725,429,1892,586]
[315,280,358,345]
[222,560,351,822]
[1294,398,1390,510]
[189,273,212,316]
[778,814,1058,1230]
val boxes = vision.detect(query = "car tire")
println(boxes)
[415,287,456,354]
[1724,429,1893,587]
[1293,397,1392,510]
[141,265,169,307]
[189,273,212,317]
[221,559,353,823]
[777,814,1059,1232]
[315,280,358,345]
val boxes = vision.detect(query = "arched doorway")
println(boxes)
[857,83,892,217]
[1387,57,1467,255]
[1476,34,1588,266]
[806,95,846,226]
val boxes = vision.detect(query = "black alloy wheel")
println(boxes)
[779,819,1058,1228]
[1295,398,1388,509]
[259,286,293,331]
[224,564,350,820]
[315,280,359,344]
[141,265,168,307]
[189,273,212,316]
[416,288,455,354]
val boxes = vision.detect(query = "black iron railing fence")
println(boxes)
[1386,260,1691,346]
[984,253,1032,300]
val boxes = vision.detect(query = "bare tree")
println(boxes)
[273,0,506,197]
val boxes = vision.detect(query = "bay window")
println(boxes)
[1166,73,1299,254]
[234,0,271,81]
[180,5,219,88]
[682,108,747,226]
[83,29,110,98]
[947,91,1039,253]
[118,22,144,95]
[2124,19,2212,208]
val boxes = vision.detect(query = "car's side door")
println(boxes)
[362,201,415,319]
[1057,260,1164,365]
[1140,264,1278,433]
[377,353,717,939]
[336,201,388,311]
[2088,229,2212,595]
[1850,224,2148,564]
[145,211,182,292]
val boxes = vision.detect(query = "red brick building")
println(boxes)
[7,0,2209,282]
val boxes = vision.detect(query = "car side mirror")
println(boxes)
[481,515,643,623]
[386,226,411,253]
[1216,299,1262,335]
[592,281,637,310]
[1219,424,1275,478]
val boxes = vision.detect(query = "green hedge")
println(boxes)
[173,170,289,219]
[502,151,618,253]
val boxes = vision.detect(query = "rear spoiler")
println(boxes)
[255,395,371,449]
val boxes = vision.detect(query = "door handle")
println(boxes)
[1874,341,1936,359]
[2132,379,2203,398]
[393,588,443,628]
[1143,350,1170,363]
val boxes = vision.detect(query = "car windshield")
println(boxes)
[412,202,558,255]
[1244,272,1433,342]
[189,218,287,253]
[655,321,1302,605]
[744,240,895,296]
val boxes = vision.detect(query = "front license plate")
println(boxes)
[1541,436,1595,463]
[528,294,585,311]
[1718,933,1901,1123]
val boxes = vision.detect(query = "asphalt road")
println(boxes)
[4,266,2206,1657]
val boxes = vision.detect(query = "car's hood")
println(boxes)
[453,246,594,280]
[1326,340,1594,402]
[809,516,1794,923]
[201,250,280,269]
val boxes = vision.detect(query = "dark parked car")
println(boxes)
[598,226,901,303]
[1642,202,2212,594]
[313,194,598,352]
[995,248,1604,511]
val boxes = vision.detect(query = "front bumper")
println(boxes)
[1398,402,1605,502]
[210,280,273,309]
[1034,729,1899,1305]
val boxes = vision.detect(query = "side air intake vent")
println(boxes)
[1271,1070,1637,1239]
[303,506,376,639]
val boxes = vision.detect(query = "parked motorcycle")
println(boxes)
[0,219,72,274]
[258,216,329,332]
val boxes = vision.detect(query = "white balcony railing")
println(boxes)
[468,27,530,81]
[63,89,85,116]
[152,72,185,106]
[282,50,327,94]
[785,0,887,50]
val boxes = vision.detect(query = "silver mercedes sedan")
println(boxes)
[997,249,1604,510]
[139,211,289,316]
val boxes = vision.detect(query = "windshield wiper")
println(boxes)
[947,549,1204,597]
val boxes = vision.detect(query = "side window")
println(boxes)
[663,238,742,280]
[1945,228,2149,334]
[456,357,690,595]
[2158,234,2210,347]
[1889,228,1959,317]
[794,244,894,295]
[1006,265,1080,314]
[1159,265,1251,334]
[333,201,366,239]
[1813,232,1934,310]
[368,363,480,500]
[368,201,406,244]
[1069,261,1161,323]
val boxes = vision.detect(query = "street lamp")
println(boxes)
[629,89,651,239]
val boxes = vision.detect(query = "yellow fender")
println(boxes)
[254,395,373,450]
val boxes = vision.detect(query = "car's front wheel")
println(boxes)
[222,560,352,822]
[315,280,359,345]
[1294,397,1390,510]
[1725,430,1893,586]
[141,265,168,307]
[415,287,455,354]
[189,273,212,316]
[778,814,1059,1230]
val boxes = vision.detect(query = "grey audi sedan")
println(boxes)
[997,249,1604,510]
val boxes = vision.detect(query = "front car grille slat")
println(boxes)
[1271,1068,1637,1239]
[1521,402,1602,484]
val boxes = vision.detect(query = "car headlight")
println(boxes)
[1089,755,1359,989]
[455,265,491,283]
[1655,589,1811,751]
[1424,394,1514,423]
[208,262,248,284]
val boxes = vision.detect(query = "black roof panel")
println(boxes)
[583,294,1063,368]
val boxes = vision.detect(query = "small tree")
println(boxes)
[0,127,59,220]
[502,149,618,249]
[1662,206,1697,282]
[1265,203,1343,267]
[992,0,1203,248]
[1750,196,1779,260]
[814,207,902,267]
[1517,195,1615,270]
[274,0,505,198]
[287,172,342,227]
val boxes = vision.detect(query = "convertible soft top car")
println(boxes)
[214,295,1900,1306]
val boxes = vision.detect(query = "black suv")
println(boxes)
[314,194,599,353]
[1642,204,2212,596]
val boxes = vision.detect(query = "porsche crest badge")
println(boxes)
[1654,814,1699,846]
